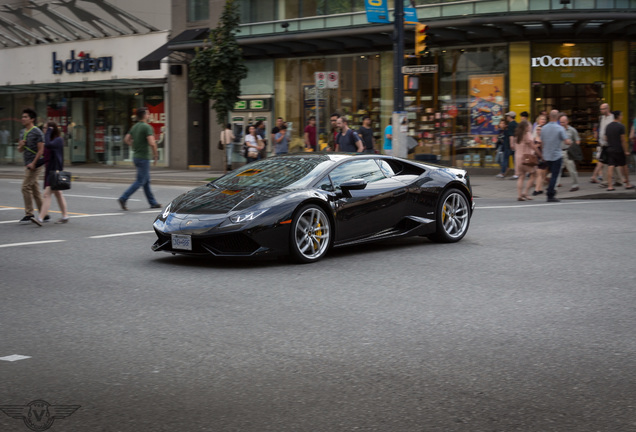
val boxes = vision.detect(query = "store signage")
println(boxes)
[531,55,605,68]
[365,0,389,24]
[233,99,271,111]
[52,50,113,75]
[402,65,438,74]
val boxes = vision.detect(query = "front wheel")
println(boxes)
[428,188,470,243]
[289,204,332,263]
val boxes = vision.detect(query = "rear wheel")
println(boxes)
[289,204,331,263]
[428,188,470,243]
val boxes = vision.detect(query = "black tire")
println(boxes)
[428,188,470,243]
[289,204,332,263]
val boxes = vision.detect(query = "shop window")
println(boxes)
[187,0,209,22]
[239,0,276,22]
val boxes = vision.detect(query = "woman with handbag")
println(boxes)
[31,121,69,225]
[513,120,542,201]
[244,125,263,163]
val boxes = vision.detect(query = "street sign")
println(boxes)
[234,100,247,110]
[249,100,264,110]
[327,71,339,89]
[315,72,326,89]
[401,65,438,74]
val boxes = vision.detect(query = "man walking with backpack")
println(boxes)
[335,117,364,153]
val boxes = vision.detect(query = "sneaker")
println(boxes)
[547,197,561,203]
[19,215,33,224]
[495,174,504,178]
[30,216,42,227]
[569,186,579,192]
[43,215,50,222]
[117,198,128,211]
[54,218,69,224]
[509,175,519,180]
[150,203,162,209]
[532,190,544,196]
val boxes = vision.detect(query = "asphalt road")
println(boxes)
[1,179,635,431]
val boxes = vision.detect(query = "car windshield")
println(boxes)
[211,155,334,189]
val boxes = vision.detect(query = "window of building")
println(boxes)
[187,0,209,22]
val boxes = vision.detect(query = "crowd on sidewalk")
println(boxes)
[493,104,635,202]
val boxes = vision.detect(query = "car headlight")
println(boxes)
[162,203,172,219]
[230,209,268,224]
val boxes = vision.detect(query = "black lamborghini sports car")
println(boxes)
[152,154,474,263]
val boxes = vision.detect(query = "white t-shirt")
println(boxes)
[245,134,258,150]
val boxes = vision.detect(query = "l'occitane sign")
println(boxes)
[532,56,605,68]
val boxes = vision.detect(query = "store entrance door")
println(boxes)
[532,83,603,167]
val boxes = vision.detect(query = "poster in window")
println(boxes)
[469,74,504,135]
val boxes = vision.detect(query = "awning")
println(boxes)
[138,28,209,71]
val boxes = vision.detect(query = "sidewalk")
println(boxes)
[1,163,635,201]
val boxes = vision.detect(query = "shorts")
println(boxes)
[606,149,626,167]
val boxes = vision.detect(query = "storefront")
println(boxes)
[0,32,169,166]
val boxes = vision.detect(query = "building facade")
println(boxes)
[164,0,636,171]
[0,0,170,167]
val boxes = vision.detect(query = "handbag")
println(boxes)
[598,146,608,164]
[218,140,224,150]
[521,153,538,166]
[567,143,583,161]
[48,170,71,190]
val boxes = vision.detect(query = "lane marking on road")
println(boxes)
[64,194,140,201]
[478,199,636,210]
[0,354,32,362]
[0,207,20,211]
[138,210,162,214]
[0,240,66,248]
[69,213,124,218]
[89,230,154,239]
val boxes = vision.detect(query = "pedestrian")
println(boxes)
[556,115,581,192]
[244,125,262,162]
[30,121,69,225]
[520,111,529,123]
[325,112,340,151]
[17,108,44,224]
[532,115,548,196]
[383,119,393,156]
[539,109,571,202]
[358,115,375,153]
[117,107,161,211]
[604,110,634,191]
[304,116,317,151]
[255,120,268,159]
[592,103,624,186]
[494,119,507,175]
[335,116,364,153]
[270,117,283,152]
[0,125,9,160]
[511,120,541,201]
[496,111,516,178]
[505,111,518,179]
[274,124,289,155]
[630,115,636,169]
[221,123,235,172]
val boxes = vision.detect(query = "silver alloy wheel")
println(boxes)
[293,206,331,260]
[441,192,469,239]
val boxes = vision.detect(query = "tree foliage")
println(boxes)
[189,0,247,126]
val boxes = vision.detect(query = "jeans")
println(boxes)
[120,158,158,206]
[546,158,563,199]
[500,149,511,174]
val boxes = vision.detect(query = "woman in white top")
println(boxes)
[221,123,235,172]
[244,125,260,163]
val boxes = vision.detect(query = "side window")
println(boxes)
[317,175,334,192]
[376,159,395,177]
[328,159,386,190]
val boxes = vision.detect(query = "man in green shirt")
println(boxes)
[117,108,161,210]
[17,108,44,223]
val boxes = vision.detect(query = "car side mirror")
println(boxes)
[338,178,367,197]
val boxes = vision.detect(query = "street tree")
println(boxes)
[189,0,247,126]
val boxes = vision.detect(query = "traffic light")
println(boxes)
[415,23,428,56]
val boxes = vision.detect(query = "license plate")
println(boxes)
[171,234,192,250]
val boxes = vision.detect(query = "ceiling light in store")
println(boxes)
[563,42,576,47]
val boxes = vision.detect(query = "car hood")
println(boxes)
[169,185,294,215]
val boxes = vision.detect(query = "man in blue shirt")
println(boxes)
[540,110,571,202]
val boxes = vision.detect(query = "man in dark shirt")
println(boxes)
[335,117,364,153]
[604,110,633,190]
[357,116,375,154]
